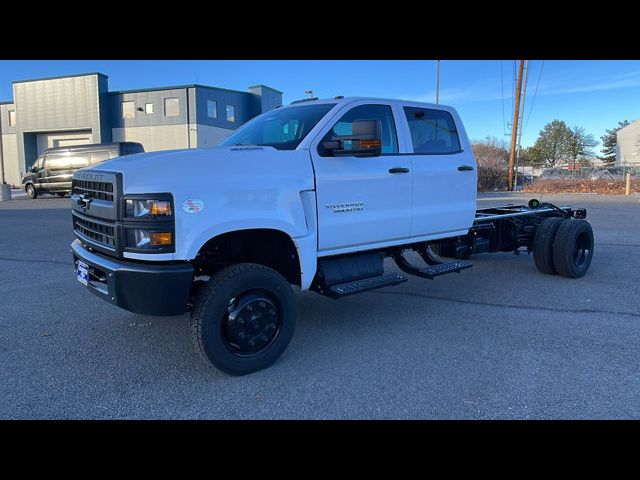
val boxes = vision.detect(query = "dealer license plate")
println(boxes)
[76,260,89,286]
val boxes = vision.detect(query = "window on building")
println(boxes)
[226,105,236,123]
[164,97,180,117]
[8,110,16,126]
[145,103,154,114]
[207,100,218,119]
[403,107,461,154]
[122,101,135,119]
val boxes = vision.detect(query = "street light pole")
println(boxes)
[435,60,440,104]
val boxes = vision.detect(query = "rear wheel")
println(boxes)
[533,217,564,274]
[25,184,37,199]
[190,263,296,376]
[552,219,594,278]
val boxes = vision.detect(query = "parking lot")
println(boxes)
[1,192,639,419]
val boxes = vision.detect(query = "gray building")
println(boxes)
[0,72,282,186]
[616,119,640,167]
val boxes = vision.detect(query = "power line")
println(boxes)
[523,60,544,132]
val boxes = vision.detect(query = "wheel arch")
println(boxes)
[192,227,312,288]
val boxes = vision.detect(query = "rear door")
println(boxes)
[400,104,477,238]
[309,101,413,254]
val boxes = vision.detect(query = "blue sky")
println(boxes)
[1,60,639,150]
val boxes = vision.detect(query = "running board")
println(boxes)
[327,273,407,299]
[418,260,472,279]
[394,250,472,279]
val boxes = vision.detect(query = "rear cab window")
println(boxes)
[403,106,461,154]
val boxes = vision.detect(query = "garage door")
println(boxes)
[36,130,93,154]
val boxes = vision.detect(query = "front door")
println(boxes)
[33,156,47,190]
[310,102,412,254]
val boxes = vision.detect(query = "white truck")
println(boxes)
[70,97,594,375]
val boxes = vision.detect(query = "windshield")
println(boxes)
[221,103,336,150]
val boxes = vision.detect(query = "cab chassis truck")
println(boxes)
[70,97,594,375]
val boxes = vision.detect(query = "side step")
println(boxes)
[418,260,472,279]
[394,249,472,280]
[327,273,407,299]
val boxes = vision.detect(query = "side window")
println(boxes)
[91,151,111,164]
[323,104,398,155]
[404,107,461,154]
[45,154,73,171]
[36,156,45,169]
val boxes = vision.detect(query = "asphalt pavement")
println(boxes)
[1,192,639,419]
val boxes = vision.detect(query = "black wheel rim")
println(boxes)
[573,231,591,267]
[221,290,282,357]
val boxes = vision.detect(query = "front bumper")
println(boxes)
[71,239,194,316]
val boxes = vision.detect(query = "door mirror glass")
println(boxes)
[322,119,382,157]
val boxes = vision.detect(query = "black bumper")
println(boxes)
[71,239,194,316]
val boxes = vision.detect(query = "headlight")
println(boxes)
[127,229,173,249]
[125,199,172,218]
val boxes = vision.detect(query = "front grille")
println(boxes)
[72,180,114,202]
[73,212,116,249]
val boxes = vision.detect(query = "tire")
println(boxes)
[190,263,296,376]
[552,219,594,278]
[25,184,37,199]
[533,217,564,274]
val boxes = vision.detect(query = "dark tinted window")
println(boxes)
[324,104,398,154]
[404,107,461,154]
[123,143,144,155]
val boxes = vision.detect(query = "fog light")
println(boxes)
[149,232,172,246]
[128,229,173,249]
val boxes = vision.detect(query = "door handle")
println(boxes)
[458,165,474,171]
[389,167,410,174]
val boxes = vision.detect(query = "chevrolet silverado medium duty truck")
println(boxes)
[70,97,594,375]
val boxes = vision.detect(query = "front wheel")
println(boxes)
[26,184,37,199]
[190,263,296,376]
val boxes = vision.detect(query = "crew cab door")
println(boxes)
[310,101,412,253]
[399,104,477,238]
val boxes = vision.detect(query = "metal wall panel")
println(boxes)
[12,74,105,172]
[112,124,189,151]
[109,88,189,128]
[616,120,640,167]
[1,133,19,186]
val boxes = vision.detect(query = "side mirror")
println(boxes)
[322,119,382,157]
[31,165,38,173]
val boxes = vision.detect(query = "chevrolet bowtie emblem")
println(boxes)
[76,194,92,210]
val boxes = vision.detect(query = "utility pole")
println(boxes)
[513,60,529,190]
[508,60,525,191]
[435,60,440,104]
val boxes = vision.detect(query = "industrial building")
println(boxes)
[616,119,640,167]
[0,72,282,186]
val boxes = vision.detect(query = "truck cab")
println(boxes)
[70,97,592,375]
